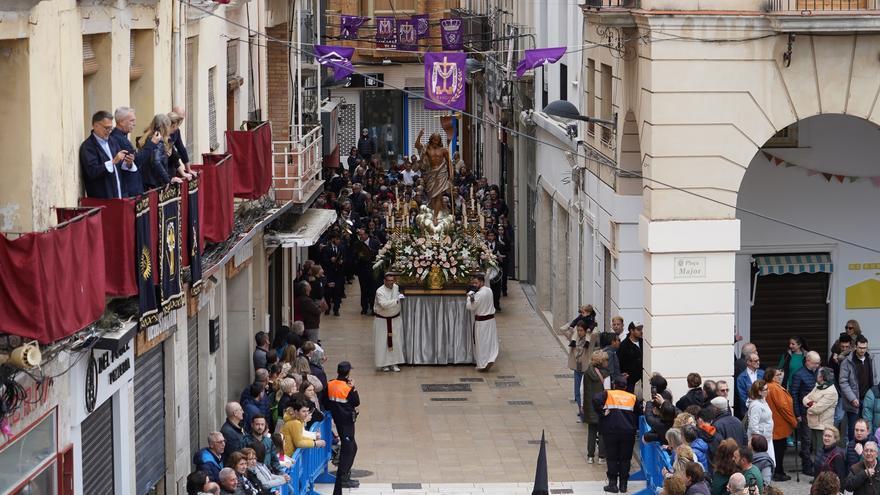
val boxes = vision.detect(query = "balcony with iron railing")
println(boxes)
[273,124,324,207]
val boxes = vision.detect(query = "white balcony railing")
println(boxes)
[273,125,323,204]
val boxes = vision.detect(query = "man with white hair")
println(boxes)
[711,396,747,446]
[726,472,748,495]
[220,402,246,463]
[217,467,243,494]
[844,440,880,494]
[111,106,142,196]
[192,431,225,482]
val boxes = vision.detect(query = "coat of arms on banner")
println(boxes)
[424,52,466,111]
[376,17,397,49]
[413,14,429,39]
[397,20,417,51]
[440,18,463,51]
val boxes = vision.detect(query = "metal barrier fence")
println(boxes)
[631,416,673,495]
[281,413,336,495]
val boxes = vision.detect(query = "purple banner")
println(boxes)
[412,14,430,39]
[397,19,418,51]
[424,52,466,111]
[515,46,567,79]
[375,16,397,49]
[315,45,356,81]
[440,18,463,51]
[340,15,368,40]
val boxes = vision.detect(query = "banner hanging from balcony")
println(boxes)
[136,195,159,329]
[396,19,418,51]
[340,15,369,40]
[194,153,234,243]
[0,209,106,344]
[516,46,567,79]
[424,52,466,111]
[375,17,397,49]
[315,45,355,81]
[80,197,138,297]
[185,179,203,295]
[440,18,463,51]
[227,122,273,199]
[158,184,185,314]
[412,14,430,39]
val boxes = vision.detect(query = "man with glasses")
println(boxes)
[792,351,821,475]
[841,335,879,441]
[844,440,880,493]
[193,431,225,482]
[735,352,764,418]
[716,380,731,400]
[80,110,128,199]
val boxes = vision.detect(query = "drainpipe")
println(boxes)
[171,0,183,107]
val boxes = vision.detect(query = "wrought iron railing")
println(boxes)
[767,0,878,10]
[583,0,640,8]
[272,125,323,203]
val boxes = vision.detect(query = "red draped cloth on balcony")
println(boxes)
[226,121,273,199]
[79,197,138,296]
[194,153,234,243]
[0,209,106,343]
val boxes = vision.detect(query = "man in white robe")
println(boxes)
[373,273,405,372]
[466,274,499,371]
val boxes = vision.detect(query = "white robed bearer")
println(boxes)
[466,274,499,371]
[373,273,406,372]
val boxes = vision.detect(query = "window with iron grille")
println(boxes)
[600,63,612,143]
[208,66,218,151]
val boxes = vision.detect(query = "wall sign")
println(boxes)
[78,343,134,421]
[674,257,707,279]
[136,311,177,357]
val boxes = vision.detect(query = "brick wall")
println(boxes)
[267,23,290,142]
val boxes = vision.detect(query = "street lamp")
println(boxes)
[543,100,616,127]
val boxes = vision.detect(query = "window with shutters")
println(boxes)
[560,64,567,101]
[407,92,447,158]
[187,316,200,458]
[208,66,218,151]
[129,35,144,81]
[185,37,196,153]
[600,63,613,143]
[586,58,595,135]
[82,37,98,76]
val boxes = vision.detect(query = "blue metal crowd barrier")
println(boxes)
[631,416,673,495]
[280,412,336,495]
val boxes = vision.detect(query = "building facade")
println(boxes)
[0,1,325,494]
[519,0,880,397]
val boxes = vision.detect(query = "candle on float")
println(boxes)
[462,207,468,227]
[479,211,485,229]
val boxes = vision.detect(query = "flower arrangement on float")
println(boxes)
[373,225,497,288]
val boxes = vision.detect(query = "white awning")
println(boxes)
[271,208,337,248]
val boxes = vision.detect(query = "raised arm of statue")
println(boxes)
[415,129,425,153]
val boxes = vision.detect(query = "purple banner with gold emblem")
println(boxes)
[412,14,430,39]
[440,18,463,51]
[424,52,466,111]
[375,16,397,49]
[397,19,418,51]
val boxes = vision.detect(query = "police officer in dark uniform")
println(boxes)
[592,375,642,493]
[327,361,360,493]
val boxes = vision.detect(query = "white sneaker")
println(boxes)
[382,366,392,372]
[598,457,606,464]
[392,365,401,372]
[588,457,595,464]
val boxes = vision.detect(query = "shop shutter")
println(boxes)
[208,66,219,150]
[750,271,830,364]
[81,398,114,494]
[407,92,448,157]
[188,315,200,456]
[134,345,166,495]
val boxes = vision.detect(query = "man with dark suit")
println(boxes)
[484,230,505,311]
[352,228,380,315]
[618,322,644,393]
[110,106,143,196]
[321,234,345,316]
[80,110,128,199]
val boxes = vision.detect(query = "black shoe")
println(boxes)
[772,473,791,482]
[334,311,340,316]
[604,476,618,493]
[340,478,359,488]
[324,310,330,315]
[360,309,366,315]
[619,477,628,493]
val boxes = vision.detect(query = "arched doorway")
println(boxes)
[735,114,880,364]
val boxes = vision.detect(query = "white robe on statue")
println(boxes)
[373,283,405,368]
[466,286,499,369]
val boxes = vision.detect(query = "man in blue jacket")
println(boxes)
[735,352,764,418]
[110,106,143,196]
[791,350,820,474]
[192,431,225,482]
[79,110,128,199]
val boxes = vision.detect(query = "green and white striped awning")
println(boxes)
[753,254,833,276]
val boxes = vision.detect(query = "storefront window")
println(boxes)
[10,463,56,495]
[361,90,404,169]
[0,411,57,492]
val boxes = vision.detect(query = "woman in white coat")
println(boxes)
[747,379,775,462]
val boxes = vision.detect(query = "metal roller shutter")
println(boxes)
[82,398,114,494]
[188,316,200,456]
[407,92,448,156]
[750,272,830,364]
[134,345,166,495]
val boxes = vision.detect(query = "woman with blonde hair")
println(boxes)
[167,110,197,178]
[583,349,609,464]
[747,379,776,462]
[136,113,185,189]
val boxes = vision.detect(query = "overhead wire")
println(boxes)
[180,0,880,254]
